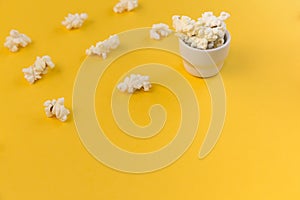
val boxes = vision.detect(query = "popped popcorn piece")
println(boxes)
[22,56,55,84]
[172,15,195,34]
[186,37,208,50]
[218,12,230,21]
[215,38,225,47]
[113,0,138,13]
[198,11,229,29]
[44,98,70,122]
[62,13,88,30]
[207,42,214,49]
[4,30,31,52]
[86,34,120,59]
[172,12,230,50]
[150,23,172,40]
[117,74,151,94]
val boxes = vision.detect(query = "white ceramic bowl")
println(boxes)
[178,31,231,78]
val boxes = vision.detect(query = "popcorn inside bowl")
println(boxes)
[172,12,230,50]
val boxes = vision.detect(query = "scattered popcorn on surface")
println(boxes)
[172,12,230,50]
[86,34,120,59]
[117,74,151,94]
[22,56,55,84]
[62,13,88,30]
[44,98,70,122]
[113,0,138,13]
[4,30,31,52]
[150,23,172,40]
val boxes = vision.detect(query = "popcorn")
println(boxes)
[150,23,172,40]
[44,97,70,122]
[207,42,214,49]
[22,55,55,84]
[62,13,88,30]
[203,27,218,42]
[113,0,138,13]
[187,37,208,49]
[215,38,225,47]
[117,74,151,94]
[4,29,31,52]
[172,12,230,50]
[218,12,231,21]
[172,15,195,33]
[86,34,120,59]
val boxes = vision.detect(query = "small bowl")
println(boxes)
[178,31,231,78]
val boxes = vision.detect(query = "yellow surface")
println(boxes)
[1,0,300,199]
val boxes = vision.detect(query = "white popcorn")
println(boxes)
[172,12,230,50]
[215,38,225,47]
[4,30,31,52]
[62,13,88,30]
[176,33,189,42]
[172,15,195,33]
[203,27,218,42]
[86,34,120,59]
[44,97,70,122]
[187,37,208,50]
[218,12,230,21]
[113,0,138,13]
[150,23,172,40]
[22,55,55,84]
[117,74,151,94]
[207,42,214,49]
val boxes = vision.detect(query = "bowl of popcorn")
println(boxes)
[172,12,231,78]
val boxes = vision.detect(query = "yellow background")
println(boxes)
[1,0,300,199]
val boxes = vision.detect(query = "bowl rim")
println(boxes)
[178,31,231,52]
